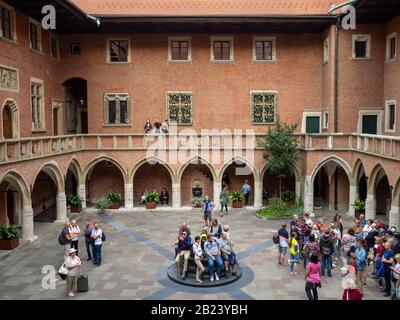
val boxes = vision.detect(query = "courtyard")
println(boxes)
[0,208,388,300]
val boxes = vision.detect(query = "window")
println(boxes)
[31,79,45,130]
[251,91,277,124]
[107,39,130,63]
[210,36,234,62]
[0,1,16,41]
[323,111,329,129]
[358,110,383,135]
[253,36,276,62]
[168,37,191,62]
[352,34,371,59]
[50,33,59,59]
[71,43,80,54]
[301,111,321,134]
[385,101,396,132]
[167,92,193,125]
[386,32,397,62]
[104,94,131,125]
[323,38,329,63]
[29,18,42,52]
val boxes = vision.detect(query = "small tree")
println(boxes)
[259,118,300,198]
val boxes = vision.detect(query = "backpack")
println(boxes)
[273,233,279,244]
[58,229,68,245]
[322,246,332,256]
[101,230,106,241]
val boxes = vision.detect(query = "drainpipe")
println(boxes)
[334,17,340,133]
[86,14,101,27]
[328,0,358,15]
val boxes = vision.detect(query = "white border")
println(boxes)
[357,109,383,134]
[210,36,234,63]
[30,77,45,132]
[106,38,131,64]
[385,32,397,63]
[351,34,371,59]
[384,100,396,132]
[28,17,42,53]
[252,36,276,63]
[301,111,322,134]
[168,36,192,63]
[323,38,329,64]
[0,0,17,43]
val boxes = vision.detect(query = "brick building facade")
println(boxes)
[0,0,399,242]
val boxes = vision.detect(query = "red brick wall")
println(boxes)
[180,164,213,205]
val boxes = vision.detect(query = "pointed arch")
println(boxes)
[0,169,31,205]
[310,155,352,185]
[66,157,83,185]
[83,156,128,183]
[129,156,176,183]
[177,156,217,182]
[352,158,366,182]
[218,156,259,182]
[368,163,389,194]
[1,98,20,139]
[33,161,65,192]
[393,176,400,206]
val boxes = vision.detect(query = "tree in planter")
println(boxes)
[94,197,110,214]
[67,194,82,213]
[107,192,121,209]
[259,118,300,201]
[0,225,22,250]
[230,191,245,208]
[352,199,365,218]
[145,192,160,209]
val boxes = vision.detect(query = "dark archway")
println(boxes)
[63,78,88,134]
[32,171,57,222]
[180,164,214,206]
[376,176,391,217]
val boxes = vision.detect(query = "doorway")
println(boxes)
[63,78,88,134]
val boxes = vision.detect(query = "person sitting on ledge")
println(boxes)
[140,191,148,205]
[160,187,169,205]
[193,236,205,283]
[178,222,191,237]
[204,233,223,282]
[175,231,192,280]
[220,232,237,277]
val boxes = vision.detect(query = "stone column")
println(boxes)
[124,183,134,209]
[347,185,357,217]
[213,181,221,210]
[172,183,181,209]
[254,179,262,209]
[78,184,86,210]
[365,193,376,220]
[295,179,302,201]
[389,204,400,229]
[56,192,67,222]
[303,175,314,216]
[22,205,37,242]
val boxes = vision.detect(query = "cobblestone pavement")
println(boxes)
[0,209,388,300]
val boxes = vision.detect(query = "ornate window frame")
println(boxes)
[210,36,234,63]
[252,36,276,63]
[106,38,131,64]
[166,91,194,126]
[29,17,43,54]
[103,93,132,126]
[30,77,45,132]
[1,98,20,139]
[250,90,278,125]
[0,64,19,93]
[0,0,17,43]
[168,36,192,63]
[385,100,396,133]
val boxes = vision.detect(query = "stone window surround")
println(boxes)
[252,36,276,63]
[385,31,397,63]
[28,17,43,54]
[1,98,20,139]
[0,0,17,43]
[323,38,329,64]
[357,109,384,135]
[168,36,192,63]
[103,93,132,126]
[0,64,19,93]
[385,100,396,133]
[30,77,45,132]
[323,110,329,129]
[209,36,234,63]
[166,91,194,125]
[50,32,60,60]
[52,99,63,135]
[301,110,322,134]
[250,90,278,125]
[351,34,371,60]
[106,38,131,64]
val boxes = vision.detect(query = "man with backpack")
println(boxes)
[91,222,105,266]
[201,195,215,227]
[59,220,72,258]
[319,229,335,277]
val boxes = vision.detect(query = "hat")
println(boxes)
[68,248,77,255]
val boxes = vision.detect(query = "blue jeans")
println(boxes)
[290,254,300,273]
[321,254,332,276]
[93,244,102,265]
[206,255,223,276]
[85,239,94,260]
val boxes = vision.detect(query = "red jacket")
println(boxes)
[342,289,363,300]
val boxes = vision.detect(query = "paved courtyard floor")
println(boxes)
[0,208,388,300]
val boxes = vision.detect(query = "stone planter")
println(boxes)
[108,202,120,209]
[0,237,19,250]
[232,201,243,208]
[146,201,157,209]
[70,205,81,213]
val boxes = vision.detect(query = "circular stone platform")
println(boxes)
[167,260,242,287]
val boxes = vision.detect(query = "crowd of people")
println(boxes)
[140,187,169,205]
[275,212,400,300]
[58,219,104,297]
[174,220,237,283]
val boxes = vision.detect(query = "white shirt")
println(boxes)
[64,255,81,277]
[362,224,372,238]
[69,225,80,242]
[394,262,400,280]
[91,228,103,245]
[193,242,203,260]
[305,218,313,225]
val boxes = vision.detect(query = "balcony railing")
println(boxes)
[0,133,399,164]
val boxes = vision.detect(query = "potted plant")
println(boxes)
[107,192,121,209]
[230,191,245,208]
[145,191,160,209]
[94,197,110,214]
[191,196,203,208]
[352,199,365,219]
[281,190,296,206]
[67,194,82,213]
[0,225,21,250]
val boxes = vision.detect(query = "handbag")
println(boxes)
[58,263,68,280]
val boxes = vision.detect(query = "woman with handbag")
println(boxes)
[64,248,82,297]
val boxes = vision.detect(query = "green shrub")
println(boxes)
[67,194,81,206]
[281,190,296,201]
[107,192,121,203]
[191,196,203,207]
[352,199,365,211]
[0,225,21,240]
[257,197,303,218]
[230,191,245,202]
[145,191,160,203]
[94,197,110,213]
